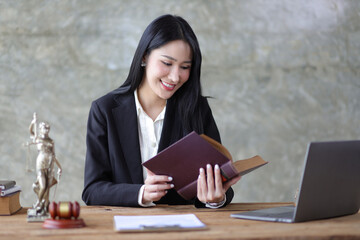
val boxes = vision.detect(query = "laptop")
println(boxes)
[231,140,360,223]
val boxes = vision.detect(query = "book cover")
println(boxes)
[142,131,268,200]
[0,191,22,215]
[0,180,16,190]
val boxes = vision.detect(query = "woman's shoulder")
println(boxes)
[92,85,133,108]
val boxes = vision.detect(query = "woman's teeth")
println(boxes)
[161,80,174,89]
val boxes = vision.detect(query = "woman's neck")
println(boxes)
[137,84,166,121]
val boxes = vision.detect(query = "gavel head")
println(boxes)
[49,201,80,219]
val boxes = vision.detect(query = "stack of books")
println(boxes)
[0,180,22,215]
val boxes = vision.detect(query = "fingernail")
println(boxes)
[215,164,219,170]
[207,164,211,169]
[199,168,204,173]
[168,177,173,181]
[170,184,174,188]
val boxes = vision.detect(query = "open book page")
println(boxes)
[220,155,268,181]
[232,155,268,175]
[113,214,206,232]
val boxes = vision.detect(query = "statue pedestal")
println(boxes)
[27,208,50,222]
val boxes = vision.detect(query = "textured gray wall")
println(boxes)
[1,0,359,207]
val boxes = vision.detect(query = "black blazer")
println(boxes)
[82,87,234,207]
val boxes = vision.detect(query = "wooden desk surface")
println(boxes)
[1,202,359,240]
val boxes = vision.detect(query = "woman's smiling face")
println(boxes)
[141,40,192,101]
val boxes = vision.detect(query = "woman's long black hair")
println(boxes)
[120,14,204,133]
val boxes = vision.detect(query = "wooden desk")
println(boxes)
[1,203,359,240]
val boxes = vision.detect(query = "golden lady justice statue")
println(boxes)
[26,113,62,221]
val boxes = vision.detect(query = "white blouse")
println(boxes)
[134,90,165,206]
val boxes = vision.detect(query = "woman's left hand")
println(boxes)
[197,164,241,204]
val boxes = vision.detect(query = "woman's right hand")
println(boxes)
[142,169,174,204]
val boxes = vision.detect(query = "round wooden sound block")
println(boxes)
[42,218,86,229]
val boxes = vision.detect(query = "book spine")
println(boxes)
[177,180,198,200]
[177,161,239,199]
[220,162,238,182]
[1,186,21,197]
[0,181,16,190]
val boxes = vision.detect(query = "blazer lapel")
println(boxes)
[112,92,143,184]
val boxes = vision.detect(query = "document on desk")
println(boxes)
[113,214,207,232]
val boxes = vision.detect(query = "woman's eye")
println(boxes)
[161,61,172,66]
[181,66,191,70]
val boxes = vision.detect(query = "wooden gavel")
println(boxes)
[49,201,80,219]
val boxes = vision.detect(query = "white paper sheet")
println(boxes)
[113,213,206,232]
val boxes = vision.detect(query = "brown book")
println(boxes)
[142,131,268,200]
[0,191,22,215]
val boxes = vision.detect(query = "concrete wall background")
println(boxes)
[1,0,359,207]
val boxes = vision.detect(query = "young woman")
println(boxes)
[82,14,241,208]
